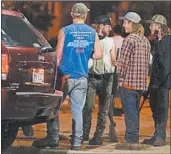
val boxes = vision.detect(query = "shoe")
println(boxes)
[142,136,156,145]
[70,146,81,151]
[69,135,83,147]
[81,135,89,143]
[59,134,67,140]
[115,142,142,150]
[32,137,59,148]
[153,137,165,147]
[83,135,89,141]
[89,137,103,145]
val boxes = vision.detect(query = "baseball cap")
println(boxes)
[94,15,111,25]
[147,14,167,25]
[119,12,141,24]
[71,3,90,17]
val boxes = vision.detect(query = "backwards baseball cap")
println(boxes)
[119,12,141,24]
[71,3,90,17]
[94,15,111,25]
[147,14,167,25]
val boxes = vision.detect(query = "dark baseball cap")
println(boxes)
[94,15,111,25]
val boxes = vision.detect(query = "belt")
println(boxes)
[88,73,113,79]
[122,84,143,94]
[88,74,105,80]
[122,84,135,90]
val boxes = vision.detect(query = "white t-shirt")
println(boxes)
[88,37,115,74]
[113,35,124,58]
[113,36,124,49]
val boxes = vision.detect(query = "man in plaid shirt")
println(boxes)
[115,12,151,150]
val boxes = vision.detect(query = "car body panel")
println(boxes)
[1,8,62,124]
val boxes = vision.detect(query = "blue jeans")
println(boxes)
[67,77,88,147]
[119,87,142,143]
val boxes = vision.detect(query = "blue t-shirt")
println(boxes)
[59,23,96,79]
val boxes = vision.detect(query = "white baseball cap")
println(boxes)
[119,12,141,24]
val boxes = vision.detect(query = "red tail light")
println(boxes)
[1,54,9,80]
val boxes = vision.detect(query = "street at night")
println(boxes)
[1,1,171,154]
[2,98,171,154]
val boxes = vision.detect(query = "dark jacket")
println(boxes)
[151,35,171,89]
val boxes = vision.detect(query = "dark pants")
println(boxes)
[150,88,169,140]
[83,73,113,139]
[119,87,142,143]
[47,107,60,141]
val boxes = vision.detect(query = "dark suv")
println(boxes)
[1,8,62,150]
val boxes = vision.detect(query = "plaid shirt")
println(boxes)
[116,33,151,91]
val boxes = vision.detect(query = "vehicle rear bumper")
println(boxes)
[1,89,63,122]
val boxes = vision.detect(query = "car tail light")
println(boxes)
[1,54,9,80]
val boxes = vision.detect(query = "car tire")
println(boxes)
[1,124,18,151]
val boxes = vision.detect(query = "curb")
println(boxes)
[3,144,170,154]
[67,144,170,154]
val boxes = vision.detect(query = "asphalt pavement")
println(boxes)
[2,97,171,154]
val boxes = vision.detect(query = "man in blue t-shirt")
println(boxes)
[58,3,102,150]
[32,3,102,150]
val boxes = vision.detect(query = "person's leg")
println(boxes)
[68,77,88,149]
[92,92,111,140]
[143,88,157,144]
[143,88,169,146]
[89,74,113,145]
[32,107,60,148]
[108,95,118,142]
[153,88,169,146]
[119,87,140,143]
[83,78,97,140]
[150,88,158,136]
[47,110,59,141]
[109,73,119,142]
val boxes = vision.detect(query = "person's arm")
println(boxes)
[92,33,102,59]
[110,40,117,64]
[56,29,65,67]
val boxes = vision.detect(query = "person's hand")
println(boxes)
[61,75,70,90]
[118,78,124,87]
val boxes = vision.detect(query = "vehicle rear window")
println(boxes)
[1,14,49,47]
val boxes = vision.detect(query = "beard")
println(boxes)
[102,30,109,36]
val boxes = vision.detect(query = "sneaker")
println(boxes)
[32,137,59,148]
[89,137,103,145]
[70,146,81,151]
[142,136,156,145]
[153,137,165,147]
[115,142,141,150]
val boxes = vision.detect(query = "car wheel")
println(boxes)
[1,124,18,151]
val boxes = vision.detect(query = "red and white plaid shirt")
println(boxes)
[116,33,151,91]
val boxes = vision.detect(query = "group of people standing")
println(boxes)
[32,3,171,151]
